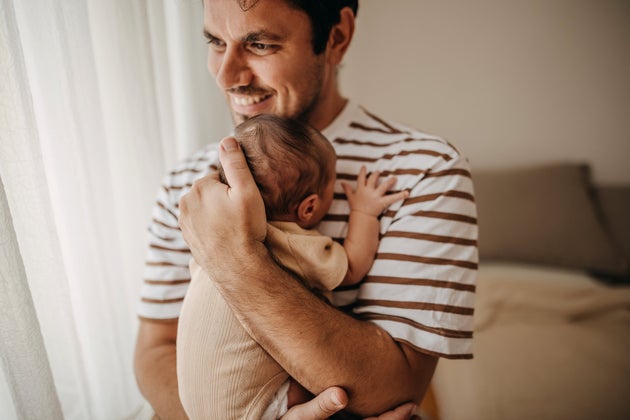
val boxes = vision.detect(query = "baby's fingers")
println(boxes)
[381,189,410,208]
[376,176,398,194]
[366,170,381,188]
[356,166,368,185]
[340,181,353,198]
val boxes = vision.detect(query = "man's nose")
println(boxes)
[214,47,253,89]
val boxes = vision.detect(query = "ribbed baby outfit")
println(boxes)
[177,221,347,419]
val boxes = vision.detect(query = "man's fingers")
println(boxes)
[218,136,257,193]
[179,172,221,215]
[363,402,417,420]
[281,386,347,420]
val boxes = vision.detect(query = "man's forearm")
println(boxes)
[134,323,188,420]
[209,242,436,416]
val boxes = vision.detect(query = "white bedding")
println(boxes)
[431,262,630,420]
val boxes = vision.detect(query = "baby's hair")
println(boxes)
[219,114,337,220]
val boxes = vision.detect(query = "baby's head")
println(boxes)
[220,114,337,228]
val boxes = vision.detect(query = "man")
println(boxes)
[134,0,478,418]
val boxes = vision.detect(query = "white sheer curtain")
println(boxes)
[0,0,230,418]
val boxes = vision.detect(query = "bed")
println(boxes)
[426,163,630,420]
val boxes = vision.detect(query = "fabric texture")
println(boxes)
[473,163,627,273]
[591,186,630,283]
[141,101,478,359]
[597,186,630,260]
[2,0,226,417]
[266,221,348,291]
[0,175,63,420]
[433,262,630,420]
[176,224,346,420]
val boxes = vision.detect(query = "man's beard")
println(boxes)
[229,88,321,126]
[229,59,325,126]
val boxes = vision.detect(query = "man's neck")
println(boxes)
[308,92,348,132]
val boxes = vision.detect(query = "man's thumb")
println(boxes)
[218,136,257,193]
[282,386,348,420]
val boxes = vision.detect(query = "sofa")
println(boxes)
[428,163,630,420]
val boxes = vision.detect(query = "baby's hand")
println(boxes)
[341,166,409,217]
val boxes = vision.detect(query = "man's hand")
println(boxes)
[363,402,420,420]
[282,385,419,420]
[282,386,347,420]
[178,136,267,270]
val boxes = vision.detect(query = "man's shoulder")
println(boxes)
[153,143,219,213]
[330,103,463,159]
[161,143,219,188]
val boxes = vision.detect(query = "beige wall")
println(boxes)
[340,0,630,184]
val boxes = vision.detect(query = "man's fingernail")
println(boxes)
[221,137,238,151]
[331,392,343,408]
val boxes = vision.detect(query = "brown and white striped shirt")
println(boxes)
[139,101,477,359]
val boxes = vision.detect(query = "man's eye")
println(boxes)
[248,42,278,55]
[205,36,225,49]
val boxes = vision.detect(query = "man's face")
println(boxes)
[204,0,326,126]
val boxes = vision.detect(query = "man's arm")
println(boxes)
[284,386,419,420]
[179,137,437,416]
[133,315,413,420]
[212,245,435,415]
[134,319,188,420]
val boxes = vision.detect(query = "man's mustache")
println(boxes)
[227,86,271,96]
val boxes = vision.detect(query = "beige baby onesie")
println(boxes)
[177,221,348,420]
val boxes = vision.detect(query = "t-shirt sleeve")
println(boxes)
[137,146,219,320]
[353,152,478,359]
[137,175,192,320]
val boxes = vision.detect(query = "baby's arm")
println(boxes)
[340,166,409,286]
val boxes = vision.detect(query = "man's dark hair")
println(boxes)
[237,0,359,54]
[285,0,359,54]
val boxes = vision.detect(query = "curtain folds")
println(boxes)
[0,0,229,418]
[0,177,64,420]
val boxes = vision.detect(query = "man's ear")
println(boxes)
[297,193,320,225]
[326,7,355,65]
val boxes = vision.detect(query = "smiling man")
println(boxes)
[206,0,345,129]
[134,1,478,419]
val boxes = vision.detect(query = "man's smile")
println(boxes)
[230,93,272,106]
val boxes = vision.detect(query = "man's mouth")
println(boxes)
[230,93,272,107]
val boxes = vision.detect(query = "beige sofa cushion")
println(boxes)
[473,163,628,273]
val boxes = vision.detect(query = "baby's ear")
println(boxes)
[297,193,320,226]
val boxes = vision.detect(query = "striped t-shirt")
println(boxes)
[139,101,478,359]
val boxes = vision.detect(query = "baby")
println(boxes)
[176,114,408,419]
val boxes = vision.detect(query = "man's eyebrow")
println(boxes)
[203,28,285,43]
[242,30,285,43]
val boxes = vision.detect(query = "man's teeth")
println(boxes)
[232,95,267,106]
